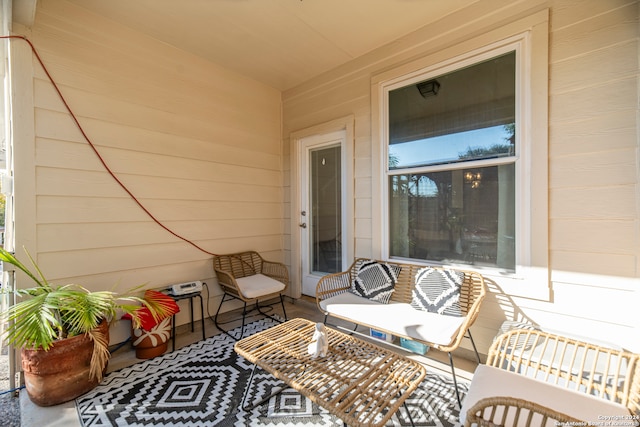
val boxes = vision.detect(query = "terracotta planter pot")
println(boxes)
[131,316,172,359]
[21,319,109,407]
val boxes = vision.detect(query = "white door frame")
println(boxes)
[290,116,354,299]
[299,132,344,296]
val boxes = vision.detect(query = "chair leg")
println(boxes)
[239,301,249,339]
[213,292,228,332]
[256,295,287,324]
[321,314,357,334]
[279,294,288,321]
[467,329,481,364]
[448,352,463,408]
[241,363,286,411]
[214,292,247,341]
[216,292,289,340]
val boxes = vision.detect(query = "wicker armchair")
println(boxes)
[462,328,640,426]
[487,329,640,414]
[213,251,289,339]
[465,396,582,426]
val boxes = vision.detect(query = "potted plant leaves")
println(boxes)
[0,248,172,406]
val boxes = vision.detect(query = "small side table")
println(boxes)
[170,291,206,351]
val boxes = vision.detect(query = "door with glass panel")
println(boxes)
[300,132,345,297]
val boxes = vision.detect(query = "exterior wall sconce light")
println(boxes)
[416,79,440,98]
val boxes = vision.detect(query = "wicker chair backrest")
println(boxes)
[347,258,485,316]
[213,251,263,279]
[487,328,640,415]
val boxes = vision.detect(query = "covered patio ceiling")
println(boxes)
[13,0,480,91]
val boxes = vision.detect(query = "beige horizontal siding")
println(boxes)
[549,111,636,157]
[528,0,637,349]
[548,0,638,296]
[549,1,637,62]
[550,42,637,94]
[14,0,285,335]
[551,251,637,278]
[37,218,283,251]
[38,197,282,224]
[550,186,637,220]
[550,148,637,188]
[550,78,636,124]
[36,137,282,185]
[33,80,281,156]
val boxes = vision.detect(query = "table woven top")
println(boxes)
[234,318,426,427]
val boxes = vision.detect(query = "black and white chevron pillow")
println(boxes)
[350,260,401,304]
[411,267,465,316]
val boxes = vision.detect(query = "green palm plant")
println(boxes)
[0,247,170,382]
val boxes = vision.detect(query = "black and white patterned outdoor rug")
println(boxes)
[76,318,468,426]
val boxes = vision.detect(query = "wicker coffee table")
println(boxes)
[234,318,426,427]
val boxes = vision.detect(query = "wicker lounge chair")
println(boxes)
[213,251,289,339]
[461,328,640,425]
[465,396,582,426]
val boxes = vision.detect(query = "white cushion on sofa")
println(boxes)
[320,292,465,346]
[235,274,285,299]
[460,364,630,425]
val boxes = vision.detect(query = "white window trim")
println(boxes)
[371,10,549,300]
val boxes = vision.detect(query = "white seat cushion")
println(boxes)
[235,274,286,299]
[320,292,465,346]
[460,364,631,426]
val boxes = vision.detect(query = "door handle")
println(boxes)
[299,223,307,228]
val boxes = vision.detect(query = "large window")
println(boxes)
[386,50,517,272]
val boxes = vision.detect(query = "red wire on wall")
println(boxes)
[1,35,218,256]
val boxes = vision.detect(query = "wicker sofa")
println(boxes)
[315,257,486,406]
[461,328,640,426]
